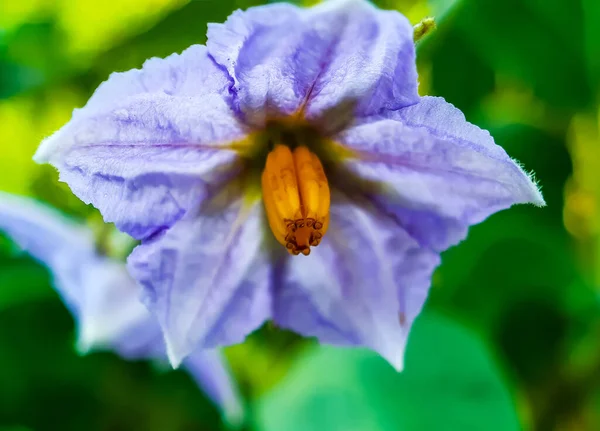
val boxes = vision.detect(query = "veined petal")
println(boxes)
[183,350,245,426]
[128,192,272,368]
[34,45,246,240]
[274,193,440,371]
[336,96,545,251]
[207,0,417,127]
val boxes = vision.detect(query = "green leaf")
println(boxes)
[90,0,239,86]
[0,59,43,100]
[255,311,519,431]
[424,25,495,116]
[0,254,53,312]
[432,0,590,111]
[0,299,223,431]
[582,0,600,94]
[427,0,461,20]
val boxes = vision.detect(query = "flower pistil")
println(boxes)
[261,144,330,256]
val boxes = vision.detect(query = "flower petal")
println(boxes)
[183,350,244,426]
[78,261,164,358]
[0,192,243,419]
[34,45,246,240]
[128,193,272,367]
[0,192,96,311]
[336,96,545,251]
[77,267,246,421]
[207,0,417,126]
[79,268,246,421]
[0,192,157,354]
[274,193,440,371]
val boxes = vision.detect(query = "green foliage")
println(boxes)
[256,312,520,431]
[432,0,591,110]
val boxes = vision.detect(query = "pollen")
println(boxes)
[261,144,330,256]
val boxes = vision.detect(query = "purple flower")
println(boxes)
[0,192,243,424]
[34,0,543,371]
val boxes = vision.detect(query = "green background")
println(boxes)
[1,0,599,429]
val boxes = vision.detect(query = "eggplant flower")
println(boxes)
[0,192,243,424]
[34,0,543,370]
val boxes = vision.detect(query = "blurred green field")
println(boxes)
[1,0,599,430]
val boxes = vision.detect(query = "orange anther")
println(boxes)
[261,144,330,256]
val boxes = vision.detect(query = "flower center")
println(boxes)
[261,144,330,256]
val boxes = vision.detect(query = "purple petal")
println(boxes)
[207,0,417,126]
[0,191,97,312]
[128,192,272,367]
[336,96,545,251]
[34,45,246,240]
[80,270,246,421]
[84,274,246,421]
[79,261,164,358]
[183,350,244,426]
[0,192,156,353]
[97,286,245,422]
[274,192,440,371]
[0,193,243,418]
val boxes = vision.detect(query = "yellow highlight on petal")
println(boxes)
[261,144,330,256]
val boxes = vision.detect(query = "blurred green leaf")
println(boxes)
[256,311,519,431]
[495,125,572,214]
[90,0,239,86]
[423,25,495,115]
[0,33,43,99]
[0,236,53,311]
[436,0,591,111]
[4,23,70,82]
[0,256,53,311]
[582,0,600,95]
[0,299,223,431]
[226,325,309,399]
[427,0,460,20]
[0,59,43,100]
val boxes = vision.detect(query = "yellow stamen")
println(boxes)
[261,144,330,256]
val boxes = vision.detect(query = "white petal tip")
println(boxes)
[223,404,245,429]
[513,159,546,208]
[75,341,92,355]
[75,334,96,356]
[34,128,71,164]
[165,336,185,369]
[526,170,546,207]
[527,180,546,208]
[389,358,405,373]
[76,325,109,355]
[532,193,546,207]
[378,346,405,372]
[33,137,55,164]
